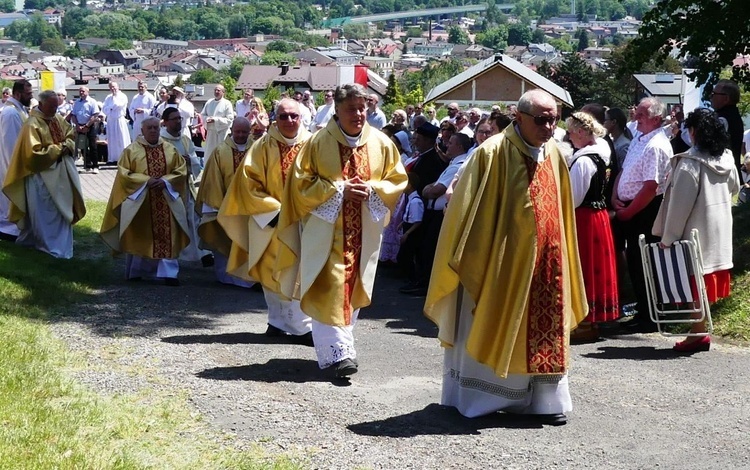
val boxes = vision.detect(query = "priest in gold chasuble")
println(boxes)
[276,84,407,378]
[100,117,189,286]
[218,101,313,340]
[424,90,588,424]
[196,117,255,288]
[3,90,85,259]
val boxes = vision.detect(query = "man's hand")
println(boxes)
[147,177,165,190]
[206,117,215,123]
[343,177,370,202]
[611,197,626,210]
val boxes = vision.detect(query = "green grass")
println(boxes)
[711,202,750,341]
[0,201,305,469]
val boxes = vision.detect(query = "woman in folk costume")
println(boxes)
[652,108,739,352]
[275,84,407,379]
[564,111,620,342]
[102,81,131,165]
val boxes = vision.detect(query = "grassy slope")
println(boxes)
[0,201,302,469]
[712,202,750,341]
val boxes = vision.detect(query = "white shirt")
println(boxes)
[403,191,424,224]
[617,127,673,201]
[236,99,253,119]
[429,153,467,211]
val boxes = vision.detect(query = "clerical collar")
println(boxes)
[231,137,247,151]
[337,122,361,147]
[514,124,545,162]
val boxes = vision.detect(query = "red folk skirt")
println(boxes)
[575,207,620,323]
[691,270,731,303]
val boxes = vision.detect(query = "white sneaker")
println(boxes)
[92,168,99,174]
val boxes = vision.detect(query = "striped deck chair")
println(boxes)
[638,229,712,337]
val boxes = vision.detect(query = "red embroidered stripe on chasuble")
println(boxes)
[277,142,302,184]
[231,149,245,172]
[48,118,64,144]
[524,157,565,374]
[144,145,172,259]
[339,143,370,325]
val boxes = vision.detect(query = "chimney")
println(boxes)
[310,60,316,67]
[280,61,289,75]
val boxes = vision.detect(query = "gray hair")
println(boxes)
[640,97,667,120]
[517,89,556,114]
[38,90,57,104]
[275,98,300,115]
[334,84,368,105]
[2,87,10,94]
[56,88,66,97]
[141,116,160,129]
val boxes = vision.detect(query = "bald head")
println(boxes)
[515,89,559,147]
[231,116,251,145]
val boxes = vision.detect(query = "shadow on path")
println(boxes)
[197,358,330,383]
[347,403,545,437]
[581,345,685,361]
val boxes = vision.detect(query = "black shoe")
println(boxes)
[535,413,567,426]
[201,254,215,268]
[265,324,284,337]
[621,317,658,333]
[0,231,17,242]
[332,358,358,378]
[164,278,180,286]
[292,332,314,347]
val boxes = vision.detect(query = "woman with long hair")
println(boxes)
[566,111,620,342]
[652,108,740,352]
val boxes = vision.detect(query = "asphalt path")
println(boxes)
[57,262,750,469]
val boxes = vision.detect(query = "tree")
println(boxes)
[531,28,546,44]
[40,37,66,55]
[189,68,219,85]
[383,73,405,109]
[475,25,508,51]
[259,51,297,66]
[108,38,133,50]
[626,0,749,91]
[262,82,283,113]
[266,40,295,54]
[544,53,597,109]
[576,29,590,52]
[406,26,422,38]
[507,23,532,46]
[448,26,469,45]
[0,0,14,12]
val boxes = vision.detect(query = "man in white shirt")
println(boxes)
[365,94,386,130]
[129,81,157,139]
[235,89,254,119]
[102,81,131,165]
[611,97,673,332]
[440,102,460,124]
[310,90,335,132]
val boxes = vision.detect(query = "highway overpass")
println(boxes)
[323,4,515,28]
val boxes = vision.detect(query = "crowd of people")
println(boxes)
[0,76,743,426]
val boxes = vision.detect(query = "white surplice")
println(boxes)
[102,91,131,163]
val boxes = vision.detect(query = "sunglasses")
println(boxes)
[278,113,299,121]
[519,111,559,126]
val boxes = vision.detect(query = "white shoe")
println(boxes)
[91,168,99,174]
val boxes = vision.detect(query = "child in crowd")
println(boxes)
[398,173,424,287]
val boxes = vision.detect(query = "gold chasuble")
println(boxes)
[196,135,249,257]
[275,119,407,327]
[217,126,311,287]
[3,108,85,226]
[100,137,190,259]
[424,126,587,378]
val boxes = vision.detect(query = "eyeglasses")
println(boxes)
[447,108,458,112]
[277,113,299,121]
[366,99,375,103]
[710,92,728,97]
[519,111,559,127]
[477,129,493,135]
[166,116,182,121]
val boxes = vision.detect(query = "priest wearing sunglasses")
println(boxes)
[424,89,588,425]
